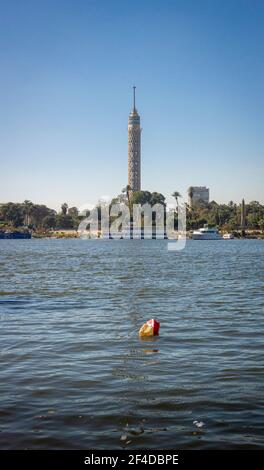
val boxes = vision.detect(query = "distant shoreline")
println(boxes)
[32,229,264,240]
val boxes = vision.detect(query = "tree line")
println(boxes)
[0,201,81,230]
[114,186,264,232]
[1,190,264,232]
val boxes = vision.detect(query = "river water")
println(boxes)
[0,239,264,449]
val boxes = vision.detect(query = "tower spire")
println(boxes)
[128,86,141,192]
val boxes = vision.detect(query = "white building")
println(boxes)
[188,186,209,207]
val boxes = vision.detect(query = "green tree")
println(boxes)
[259,218,264,232]
[61,203,68,215]
[247,213,258,229]
[130,190,152,206]
[68,207,79,217]
[56,214,76,229]
[42,215,56,230]
[30,205,56,228]
[150,192,166,207]
[0,203,24,227]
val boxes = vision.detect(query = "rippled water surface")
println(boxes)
[0,239,264,449]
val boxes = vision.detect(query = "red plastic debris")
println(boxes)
[139,318,160,337]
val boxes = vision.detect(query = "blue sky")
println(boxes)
[0,0,263,209]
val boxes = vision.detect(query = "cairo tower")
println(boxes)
[128,86,141,192]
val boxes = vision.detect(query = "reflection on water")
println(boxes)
[0,239,264,449]
[142,349,159,355]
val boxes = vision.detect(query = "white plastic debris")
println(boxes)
[193,420,205,428]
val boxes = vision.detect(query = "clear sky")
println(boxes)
[0,0,263,210]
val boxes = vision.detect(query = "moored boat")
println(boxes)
[223,233,234,239]
[192,226,222,240]
[0,230,32,239]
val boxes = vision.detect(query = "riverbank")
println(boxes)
[34,229,264,239]
[1,228,264,239]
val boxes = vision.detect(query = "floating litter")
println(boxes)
[139,319,160,337]
[193,420,205,428]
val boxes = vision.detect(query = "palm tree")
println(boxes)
[122,185,132,204]
[22,200,33,226]
[61,203,68,215]
[172,191,182,206]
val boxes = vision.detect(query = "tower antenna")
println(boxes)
[133,85,136,111]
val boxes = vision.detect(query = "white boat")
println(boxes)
[192,226,222,240]
[223,233,234,239]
